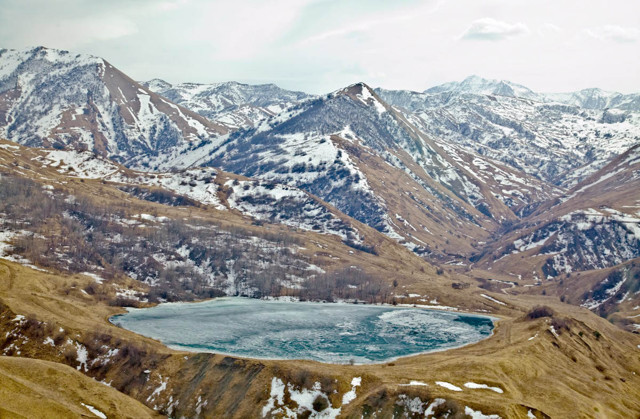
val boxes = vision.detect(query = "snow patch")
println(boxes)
[435,381,462,391]
[81,403,107,419]
[75,342,88,372]
[464,382,503,394]
[480,294,506,306]
[465,406,501,419]
[341,376,362,405]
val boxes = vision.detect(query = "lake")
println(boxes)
[111,297,494,364]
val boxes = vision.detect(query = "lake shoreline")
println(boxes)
[111,297,495,365]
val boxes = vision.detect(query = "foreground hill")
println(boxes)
[0,356,160,418]
[1,259,640,418]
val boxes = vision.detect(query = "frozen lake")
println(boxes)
[111,297,494,364]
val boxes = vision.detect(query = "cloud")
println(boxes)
[158,0,189,12]
[584,25,640,43]
[538,23,562,37]
[5,15,137,49]
[297,14,412,46]
[459,18,529,41]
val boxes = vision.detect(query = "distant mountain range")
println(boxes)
[376,76,640,187]
[1,46,640,328]
[417,74,640,111]
[141,79,313,130]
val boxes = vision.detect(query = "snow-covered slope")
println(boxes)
[20,145,363,243]
[142,79,314,130]
[425,75,543,101]
[546,88,640,112]
[0,47,228,169]
[479,144,640,279]
[403,75,640,112]
[165,82,560,259]
[377,80,640,187]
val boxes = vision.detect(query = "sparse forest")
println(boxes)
[0,175,385,303]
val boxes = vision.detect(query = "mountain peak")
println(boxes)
[425,75,539,100]
[338,82,373,95]
[460,74,493,84]
[334,82,387,113]
[143,78,173,91]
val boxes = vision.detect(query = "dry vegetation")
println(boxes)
[1,142,640,417]
[1,261,640,417]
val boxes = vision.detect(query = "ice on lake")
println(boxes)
[111,297,493,364]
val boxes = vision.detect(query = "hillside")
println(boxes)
[0,139,504,311]
[469,144,640,330]
[162,82,558,261]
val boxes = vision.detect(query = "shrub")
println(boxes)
[312,395,329,412]
[551,317,570,333]
[63,346,78,364]
[526,306,555,319]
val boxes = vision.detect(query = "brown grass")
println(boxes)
[1,261,639,418]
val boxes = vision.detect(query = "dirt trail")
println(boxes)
[0,261,15,291]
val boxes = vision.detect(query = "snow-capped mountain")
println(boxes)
[0,47,228,168]
[424,75,543,101]
[546,88,640,112]
[142,79,314,130]
[163,82,560,259]
[398,75,640,112]
[376,80,640,187]
[1,47,637,267]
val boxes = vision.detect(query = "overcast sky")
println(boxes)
[1,0,639,94]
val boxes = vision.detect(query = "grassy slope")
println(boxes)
[0,356,161,419]
[1,260,640,418]
[1,141,640,417]
[0,139,501,310]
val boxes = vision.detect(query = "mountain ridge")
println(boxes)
[0,46,229,169]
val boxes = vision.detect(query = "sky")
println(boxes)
[1,0,639,94]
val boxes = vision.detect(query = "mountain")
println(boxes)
[376,79,640,187]
[425,75,543,101]
[470,144,640,328]
[161,82,559,260]
[142,79,314,130]
[2,48,637,265]
[415,75,640,112]
[0,47,228,169]
[477,143,640,276]
[547,88,640,112]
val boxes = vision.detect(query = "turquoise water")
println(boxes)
[111,297,493,364]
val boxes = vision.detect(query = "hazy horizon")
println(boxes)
[1,0,639,94]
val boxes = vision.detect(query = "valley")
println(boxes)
[0,46,639,418]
